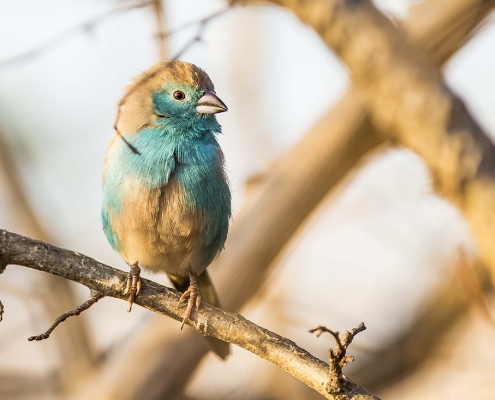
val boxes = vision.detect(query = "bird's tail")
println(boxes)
[168,270,231,360]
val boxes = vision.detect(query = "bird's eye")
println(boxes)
[173,90,186,101]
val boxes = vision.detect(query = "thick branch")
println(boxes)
[0,229,379,400]
[247,0,495,276]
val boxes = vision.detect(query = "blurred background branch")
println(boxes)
[0,1,154,70]
[152,0,168,61]
[0,1,230,70]
[259,0,495,274]
[0,129,95,392]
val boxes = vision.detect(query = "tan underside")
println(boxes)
[109,176,208,276]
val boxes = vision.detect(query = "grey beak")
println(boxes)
[196,91,228,114]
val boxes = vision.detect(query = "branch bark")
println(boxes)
[0,229,379,400]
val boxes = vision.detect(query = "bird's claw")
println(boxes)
[179,272,201,329]
[125,263,141,312]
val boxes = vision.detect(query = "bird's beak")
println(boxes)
[196,91,228,114]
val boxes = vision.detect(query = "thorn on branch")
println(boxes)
[0,298,4,322]
[310,322,366,395]
[28,290,103,341]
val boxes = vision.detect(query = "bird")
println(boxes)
[101,60,231,359]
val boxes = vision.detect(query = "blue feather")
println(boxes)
[101,60,231,358]
[102,86,230,265]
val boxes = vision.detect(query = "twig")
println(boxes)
[152,0,168,60]
[0,229,379,400]
[0,3,231,70]
[172,22,207,60]
[171,6,231,60]
[310,323,367,395]
[28,290,103,341]
[0,1,154,70]
[169,6,231,37]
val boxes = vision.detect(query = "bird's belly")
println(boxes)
[109,177,213,276]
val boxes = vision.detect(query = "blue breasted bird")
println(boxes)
[101,60,231,359]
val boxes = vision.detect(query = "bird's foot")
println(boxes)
[125,263,141,312]
[179,271,201,329]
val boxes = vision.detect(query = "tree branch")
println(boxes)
[0,229,379,400]
[171,6,231,60]
[28,290,103,342]
[310,323,367,396]
[0,3,231,70]
[152,0,169,61]
[0,1,155,70]
[242,0,495,278]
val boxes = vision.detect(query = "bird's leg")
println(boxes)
[179,269,201,329]
[125,262,141,312]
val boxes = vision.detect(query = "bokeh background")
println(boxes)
[1,0,495,399]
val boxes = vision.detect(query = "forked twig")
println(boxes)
[28,290,103,341]
[0,1,154,70]
[310,322,367,395]
[171,6,231,60]
[0,4,232,70]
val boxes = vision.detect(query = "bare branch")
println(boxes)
[171,22,206,60]
[0,3,231,70]
[0,1,154,70]
[0,229,379,400]
[28,290,103,341]
[242,0,495,277]
[152,0,169,61]
[171,6,231,60]
[311,323,367,396]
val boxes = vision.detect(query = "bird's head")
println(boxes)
[115,60,227,135]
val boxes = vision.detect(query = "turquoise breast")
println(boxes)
[102,126,231,273]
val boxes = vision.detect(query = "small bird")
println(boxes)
[101,60,231,359]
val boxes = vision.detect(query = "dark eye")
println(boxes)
[173,90,186,101]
